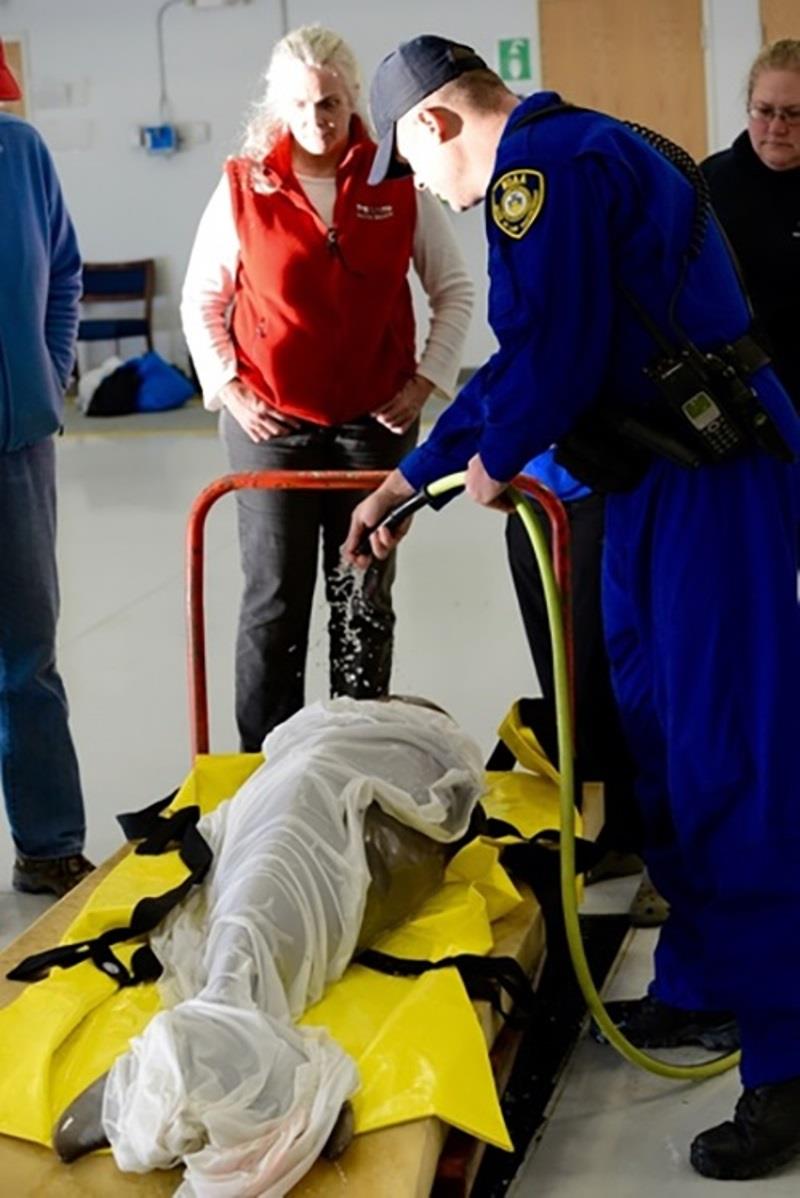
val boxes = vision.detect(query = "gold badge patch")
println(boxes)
[491,169,545,239]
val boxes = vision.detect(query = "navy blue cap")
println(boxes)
[368,35,487,185]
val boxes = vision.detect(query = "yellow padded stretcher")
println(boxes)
[0,735,587,1196]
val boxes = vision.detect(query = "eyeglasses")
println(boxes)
[748,102,800,127]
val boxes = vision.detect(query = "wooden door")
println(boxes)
[539,0,707,159]
[760,0,799,42]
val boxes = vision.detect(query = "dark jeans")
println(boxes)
[506,493,641,854]
[0,438,86,857]
[222,409,418,750]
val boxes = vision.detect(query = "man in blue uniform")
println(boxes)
[344,35,800,1181]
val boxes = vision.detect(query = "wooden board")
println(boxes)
[539,0,708,160]
[0,855,545,1196]
[761,0,799,43]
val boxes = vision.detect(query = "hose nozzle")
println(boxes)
[355,484,464,558]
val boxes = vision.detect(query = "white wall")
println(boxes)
[3,0,286,365]
[705,0,762,151]
[1,0,765,372]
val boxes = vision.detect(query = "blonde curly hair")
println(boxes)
[239,24,370,161]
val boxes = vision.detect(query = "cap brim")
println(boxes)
[368,125,413,186]
[0,65,21,102]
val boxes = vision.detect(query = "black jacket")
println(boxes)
[702,131,800,405]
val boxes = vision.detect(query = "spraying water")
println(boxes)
[327,561,393,698]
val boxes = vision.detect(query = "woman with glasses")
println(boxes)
[702,39,800,409]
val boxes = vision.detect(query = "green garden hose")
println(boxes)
[426,471,739,1081]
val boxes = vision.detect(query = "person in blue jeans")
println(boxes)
[0,42,93,897]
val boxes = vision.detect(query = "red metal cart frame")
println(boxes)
[185,470,573,757]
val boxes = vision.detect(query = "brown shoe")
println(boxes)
[12,852,95,898]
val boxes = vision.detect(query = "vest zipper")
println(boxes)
[326,225,353,273]
[325,226,344,410]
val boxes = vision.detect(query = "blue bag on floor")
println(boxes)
[130,351,195,412]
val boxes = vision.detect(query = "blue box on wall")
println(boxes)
[142,124,178,155]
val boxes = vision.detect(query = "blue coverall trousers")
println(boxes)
[0,437,85,859]
[604,452,800,1088]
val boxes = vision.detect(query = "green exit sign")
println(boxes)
[498,37,533,82]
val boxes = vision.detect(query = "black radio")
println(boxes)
[556,332,794,493]
[644,340,793,465]
[645,349,746,462]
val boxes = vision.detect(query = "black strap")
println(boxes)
[7,791,213,987]
[356,948,539,1029]
[454,800,601,878]
[485,740,517,773]
[730,332,770,375]
[485,696,561,775]
[356,822,602,1031]
[500,828,601,887]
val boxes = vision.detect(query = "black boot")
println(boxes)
[691,1076,800,1179]
[592,994,739,1050]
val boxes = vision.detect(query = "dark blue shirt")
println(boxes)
[0,115,81,452]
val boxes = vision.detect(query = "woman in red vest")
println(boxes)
[182,25,473,749]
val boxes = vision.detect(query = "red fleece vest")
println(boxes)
[226,124,417,425]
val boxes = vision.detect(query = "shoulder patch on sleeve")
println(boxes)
[491,169,545,239]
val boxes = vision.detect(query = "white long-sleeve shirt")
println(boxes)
[181,172,475,410]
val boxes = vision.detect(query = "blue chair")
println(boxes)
[77,259,155,371]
